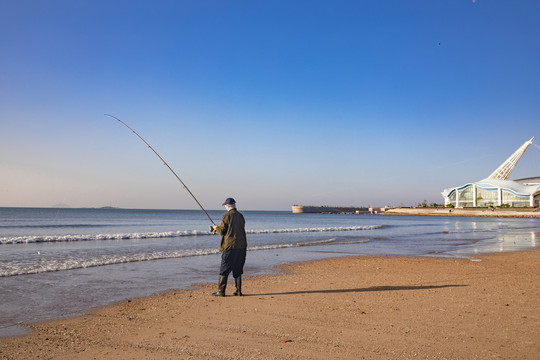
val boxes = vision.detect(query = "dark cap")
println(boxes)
[222,197,236,205]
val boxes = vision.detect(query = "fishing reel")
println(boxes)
[209,225,217,234]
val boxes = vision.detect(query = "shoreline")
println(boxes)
[382,207,540,218]
[1,249,538,359]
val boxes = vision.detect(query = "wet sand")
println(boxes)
[1,249,539,359]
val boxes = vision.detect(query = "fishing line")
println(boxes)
[105,114,216,228]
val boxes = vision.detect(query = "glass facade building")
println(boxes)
[442,178,540,208]
[441,138,539,208]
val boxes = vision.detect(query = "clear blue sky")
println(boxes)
[1,0,539,210]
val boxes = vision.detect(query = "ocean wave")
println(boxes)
[0,238,364,277]
[0,248,219,277]
[0,225,384,245]
[0,224,118,229]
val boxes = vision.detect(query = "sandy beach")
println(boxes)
[1,249,538,359]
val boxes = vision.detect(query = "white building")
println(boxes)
[442,138,540,208]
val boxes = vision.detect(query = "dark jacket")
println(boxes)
[215,209,247,252]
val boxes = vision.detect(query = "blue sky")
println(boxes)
[1,0,539,210]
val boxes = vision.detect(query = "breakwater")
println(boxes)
[292,205,371,214]
[383,207,540,218]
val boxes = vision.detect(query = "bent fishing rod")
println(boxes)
[105,114,216,229]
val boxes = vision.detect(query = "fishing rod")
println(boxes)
[105,114,216,229]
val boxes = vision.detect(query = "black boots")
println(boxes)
[211,275,243,297]
[212,275,227,297]
[233,276,242,296]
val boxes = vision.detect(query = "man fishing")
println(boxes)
[109,116,247,296]
[211,197,247,297]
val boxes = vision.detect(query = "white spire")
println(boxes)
[488,137,534,180]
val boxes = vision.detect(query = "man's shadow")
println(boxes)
[246,284,467,297]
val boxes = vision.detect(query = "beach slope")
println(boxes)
[1,250,538,359]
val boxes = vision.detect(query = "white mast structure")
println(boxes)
[488,137,534,180]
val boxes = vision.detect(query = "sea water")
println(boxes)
[1,207,538,336]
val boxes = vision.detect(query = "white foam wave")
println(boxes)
[0,248,218,277]
[0,238,364,277]
[248,225,384,234]
[0,230,210,245]
[0,225,384,245]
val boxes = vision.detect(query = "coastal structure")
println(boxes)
[441,138,540,208]
[292,205,371,214]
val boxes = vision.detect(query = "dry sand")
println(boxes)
[1,249,539,359]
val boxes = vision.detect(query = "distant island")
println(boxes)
[50,205,121,209]
[51,203,71,208]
